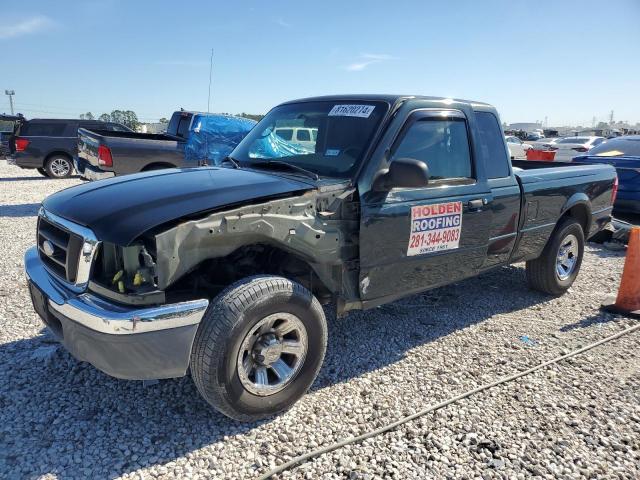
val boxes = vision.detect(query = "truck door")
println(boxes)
[358,110,492,302]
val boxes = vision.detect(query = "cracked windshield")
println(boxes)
[232,101,389,178]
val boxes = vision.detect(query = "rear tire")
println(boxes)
[190,275,327,421]
[36,168,48,177]
[526,217,584,295]
[44,155,73,178]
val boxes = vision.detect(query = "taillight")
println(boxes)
[611,176,619,205]
[572,147,588,152]
[15,137,30,152]
[97,145,113,167]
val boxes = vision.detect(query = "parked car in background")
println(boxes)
[505,135,532,159]
[274,127,318,149]
[6,117,131,178]
[0,131,12,159]
[525,132,544,141]
[574,135,640,213]
[75,111,256,180]
[549,136,606,162]
[527,137,560,148]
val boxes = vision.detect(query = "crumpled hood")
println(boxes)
[43,167,312,245]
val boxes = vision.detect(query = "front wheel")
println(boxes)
[190,275,327,421]
[526,217,585,295]
[36,168,48,177]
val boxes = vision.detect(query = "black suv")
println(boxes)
[10,118,131,178]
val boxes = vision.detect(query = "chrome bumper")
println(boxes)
[82,167,115,181]
[25,246,209,379]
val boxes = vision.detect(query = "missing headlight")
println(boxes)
[95,242,158,294]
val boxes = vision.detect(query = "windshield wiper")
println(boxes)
[252,160,319,180]
[221,155,241,169]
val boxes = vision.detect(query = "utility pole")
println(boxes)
[609,110,614,126]
[4,90,15,115]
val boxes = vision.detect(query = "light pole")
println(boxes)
[4,90,15,115]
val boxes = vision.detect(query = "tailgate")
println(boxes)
[77,128,104,168]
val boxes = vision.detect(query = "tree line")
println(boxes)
[80,110,141,130]
[79,111,264,131]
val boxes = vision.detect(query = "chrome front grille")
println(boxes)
[37,208,100,289]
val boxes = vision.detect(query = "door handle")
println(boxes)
[467,199,485,210]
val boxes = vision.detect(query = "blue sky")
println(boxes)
[1,0,639,126]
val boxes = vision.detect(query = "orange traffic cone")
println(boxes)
[603,226,640,317]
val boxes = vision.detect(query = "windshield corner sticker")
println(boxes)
[407,201,462,256]
[325,149,340,156]
[328,104,375,118]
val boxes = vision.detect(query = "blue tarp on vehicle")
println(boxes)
[248,129,313,159]
[184,114,257,165]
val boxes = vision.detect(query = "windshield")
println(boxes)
[588,137,640,157]
[230,101,389,178]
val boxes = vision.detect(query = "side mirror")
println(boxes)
[373,157,430,191]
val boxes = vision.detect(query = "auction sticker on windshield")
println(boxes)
[407,201,462,256]
[328,105,375,118]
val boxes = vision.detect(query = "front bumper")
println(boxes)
[25,246,209,380]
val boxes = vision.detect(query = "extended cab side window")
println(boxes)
[391,118,472,182]
[475,112,510,179]
[21,122,66,137]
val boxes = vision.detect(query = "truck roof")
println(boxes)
[278,94,493,108]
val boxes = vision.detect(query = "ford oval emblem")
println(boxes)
[42,240,55,257]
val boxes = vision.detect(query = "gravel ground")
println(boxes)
[0,161,638,479]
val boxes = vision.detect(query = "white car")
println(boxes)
[505,135,532,159]
[548,136,606,162]
[274,127,318,149]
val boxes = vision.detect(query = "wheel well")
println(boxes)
[44,151,72,164]
[561,203,590,235]
[142,162,176,171]
[165,244,333,304]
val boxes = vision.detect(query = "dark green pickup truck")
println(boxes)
[25,95,616,420]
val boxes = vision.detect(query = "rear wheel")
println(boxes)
[526,217,584,295]
[190,275,327,421]
[44,155,73,178]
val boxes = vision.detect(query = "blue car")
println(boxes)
[574,136,640,213]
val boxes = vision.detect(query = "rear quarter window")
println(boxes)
[590,137,640,157]
[20,122,67,136]
[475,112,510,179]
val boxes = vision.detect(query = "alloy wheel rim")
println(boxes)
[237,312,308,396]
[556,234,579,280]
[51,158,70,177]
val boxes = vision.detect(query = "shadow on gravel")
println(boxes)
[0,265,550,478]
[559,313,625,332]
[0,175,82,182]
[586,242,627,259]
[0,176,48,181]
[0,203,41,218]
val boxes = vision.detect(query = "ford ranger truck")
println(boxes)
[25,95,616,421]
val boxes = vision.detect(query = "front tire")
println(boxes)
[36,168,48,177]
[526,217,584,295]
[44,155,73,178]
[190,275,327,421]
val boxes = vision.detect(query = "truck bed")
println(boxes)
[510,159,615,261]
[77,128,185,177]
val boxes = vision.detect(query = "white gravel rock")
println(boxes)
[0,161,638,479]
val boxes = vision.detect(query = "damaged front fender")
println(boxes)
[154,189,358,298]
